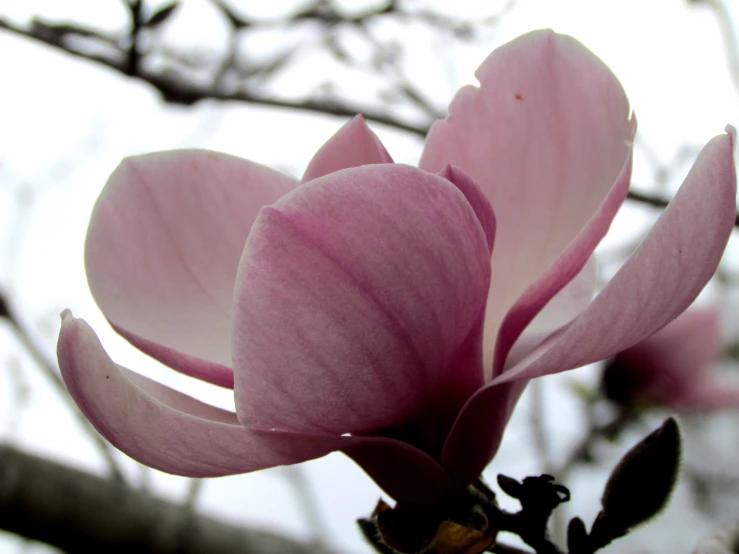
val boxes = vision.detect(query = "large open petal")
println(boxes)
[58,311,452,504]
[492,154,631,377]
[443,129,735,485]
[232,164,493,439]
[301,114,393,183]
[495,129,736,385]
[85,149,296,378]
[57,311,337,476]
[419,30,635,371]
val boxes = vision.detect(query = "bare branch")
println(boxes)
[0,443,331,554]
[694,0,739,96]
[208,0,511,37]
[2,11,736,225]
[0,16,430,135]
[123,0,144,76]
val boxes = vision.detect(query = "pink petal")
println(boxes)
[442,128,736,485]
[419,30,635,372]
[58,312,452,504]
[232,164,492,442]
[496,257,597,373]
[440,380,523,487]
[85,150,296,381]
[438,165,496,251]
[492,153,632,377]
[301,114,393,183]
[57,311,338,476]
[341,439,452,505]
[496,129,736,385]
[112,325,235,388]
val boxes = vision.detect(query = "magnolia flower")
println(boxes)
[603,307,739,410]
[57,30,736,506]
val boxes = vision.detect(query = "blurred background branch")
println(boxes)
[0,293,126,482]
[0,443,329,554]
[1,0,736,225]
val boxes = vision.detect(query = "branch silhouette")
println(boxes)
[1,9,732,226]
[0,443,330,554]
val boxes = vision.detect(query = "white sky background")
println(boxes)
[0,0,738,553]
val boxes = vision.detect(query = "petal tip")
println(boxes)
[627,112,638,140]
[60,308,74,323]
[301,115,392,183]
[725,124,736,149]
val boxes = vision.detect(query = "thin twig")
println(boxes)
[529,380,565,546]
[283,465,332,548]
[184,478,204,509]
[0,293,126,481]
[699,0,739,97]
[353,21,446,121]
[529,379,555,476]
[545,403,638,550]
[0,16,431,136]
[209,0,513,38]
[124,0,143,76]
[555,405,637,487]
[1,14,736,225]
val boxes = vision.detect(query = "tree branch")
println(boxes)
[124,0,143,76]
[0,443,331,554]
[2,14,736,226]
[0,16,430,136]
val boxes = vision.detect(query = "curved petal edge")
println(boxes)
[112,322,235,388]
[497,128,736,385]
[57,311,338,476]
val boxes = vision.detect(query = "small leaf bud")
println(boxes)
[592,417,681,547]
